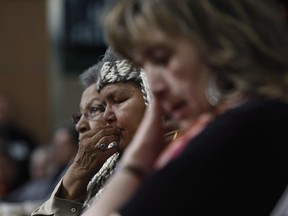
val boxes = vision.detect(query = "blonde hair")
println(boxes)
[103,0,288,100]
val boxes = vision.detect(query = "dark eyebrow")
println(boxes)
[103,89,118,101]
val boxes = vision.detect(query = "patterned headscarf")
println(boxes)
[96,48,152,107]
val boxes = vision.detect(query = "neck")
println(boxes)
[216,95,249,114]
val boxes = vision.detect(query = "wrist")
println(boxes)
[120,163,148,180]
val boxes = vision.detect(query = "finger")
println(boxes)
[103,143,119,156]
[80,125,116,140]
[89,125,117,137]
[108,142,118,149]
[96,142,119,151]
[86,129,119,146]
[95,134,119,149]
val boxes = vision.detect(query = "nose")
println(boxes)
[75,115,90,134]
[144,65,167,98]
[103,105,116,125]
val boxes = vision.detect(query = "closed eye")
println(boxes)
[147,46,172,67]
[151,54,170,66]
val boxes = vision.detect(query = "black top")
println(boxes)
[119,99,288,216]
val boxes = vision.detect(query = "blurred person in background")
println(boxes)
[0,123,78,216]
[2,122,79,203]
[0,144,17,198]
[0,93,37,197]
[1,144,52,203]
[47,122,79,185]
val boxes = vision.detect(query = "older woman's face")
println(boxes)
[134,31,212,129]
[100,82,146,151]
[76,84,107,140]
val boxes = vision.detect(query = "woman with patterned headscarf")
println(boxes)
[82,47,153,209]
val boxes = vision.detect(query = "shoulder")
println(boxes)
[223,98,288,119]
[211,98,288,133]
[182,98,288,157]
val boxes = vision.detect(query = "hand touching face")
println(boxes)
[74,84,119,177]
[134,32,212,130]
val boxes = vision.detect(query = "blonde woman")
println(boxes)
[83,0,288,215]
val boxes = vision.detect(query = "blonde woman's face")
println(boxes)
[134,31,212,129]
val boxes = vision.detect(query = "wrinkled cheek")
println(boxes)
[123,127,138,147]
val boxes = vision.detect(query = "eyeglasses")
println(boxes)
[72,104,105,125]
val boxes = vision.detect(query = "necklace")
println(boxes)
[155,113,213,169]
